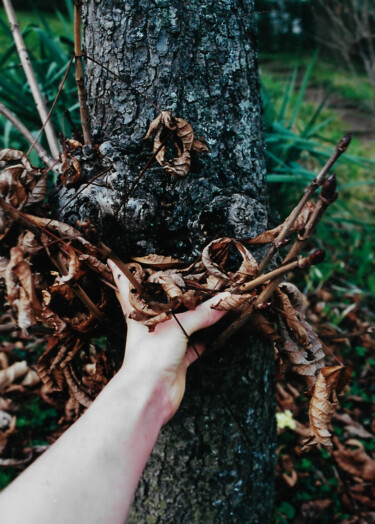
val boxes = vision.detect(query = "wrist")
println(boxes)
[110,367,173,426]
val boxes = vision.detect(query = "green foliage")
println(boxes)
[16,396,59,438]
[0,1,78,163]
[261,55,375,306]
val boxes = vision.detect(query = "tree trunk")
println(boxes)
[59,0,276,521]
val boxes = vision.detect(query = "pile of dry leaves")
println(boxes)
[0,121,361,495]
[276,287,375,523]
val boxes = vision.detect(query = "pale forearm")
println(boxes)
[0,370,167,524]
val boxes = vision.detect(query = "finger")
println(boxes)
[176,291,230,337]
[107,259,133,316]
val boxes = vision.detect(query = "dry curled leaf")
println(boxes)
[301,365,350,452]
[246,202,316,244]
[62,363,93,408]
[132,254,185,269]
[0,149,46,238]
[333,439,375,482]
[201,237,231,280]
[143,110,209,177]
[230,240,259,283]
[55,247,80,284]
[0,361,29,392]
[211,292,255,312]
[60,153,82,186]
[275,283,325,382]
[275,287,309,347]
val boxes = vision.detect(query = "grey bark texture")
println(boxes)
[58,0,276,522]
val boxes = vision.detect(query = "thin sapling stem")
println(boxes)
[257,134,350,274]
[0,102,55,170]
[74,0,92,147]
[2,0,60,159]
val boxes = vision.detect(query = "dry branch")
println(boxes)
[0,102,55,170]
[257,134,350,274]
[2,0,60,159]
[73,0,92,147]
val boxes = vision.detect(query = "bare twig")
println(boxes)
[73,0,92,146]
[117,138,168,213]
[2,0,60,159]
[210,251,325,353]
[83,52,162,114]
[257,135,350,274]
[26,55,74,160]
[238,251,325,294]
[0,101,55,170]
[253,174,338,307]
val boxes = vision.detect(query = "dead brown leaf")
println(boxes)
[0,360,29,392]
[143,111,209,177]
[334,439,375,481]
[246,202,316,244]
[301,366,350,452]
[132,254,185,269]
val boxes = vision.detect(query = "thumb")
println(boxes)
[176,291,230,337]
[107,259,133,316]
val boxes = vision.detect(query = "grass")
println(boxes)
[260,52,375,308]
[0,2,77,163]
[260,51,374,107]
[0,8,68,52]
[260,51,375,524]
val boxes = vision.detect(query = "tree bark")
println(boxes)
[58,0,276,521]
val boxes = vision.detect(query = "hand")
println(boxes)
[108,259,229,423]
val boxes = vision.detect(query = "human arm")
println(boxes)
[0,260,228,524]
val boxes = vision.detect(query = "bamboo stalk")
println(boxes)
[2,0,60,159]
[257,134,350,274]
[0,101,55,170]
[74,0,92,146]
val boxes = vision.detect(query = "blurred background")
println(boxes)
[0,1,374,522]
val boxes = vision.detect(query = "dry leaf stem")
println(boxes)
[73,0,92,147]
[83,52,162,113]
[257,135,350,274]
[254,174,338,307]
[0,102,55,169]
[50,254,105,322]
[118,137,168,211]
[2,0,60,159]
[209,251,325,352]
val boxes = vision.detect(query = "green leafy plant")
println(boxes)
[0,1,78,163]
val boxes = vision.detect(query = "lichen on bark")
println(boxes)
[56,0,276,521]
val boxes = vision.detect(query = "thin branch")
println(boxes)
[237,250,325,294]
[252,175,338,307]
[2,0,60,159]
[26,55,74,160]
[74,0,92,146]
[209,251,325,353]
[117,138,168,213]
[0,101,55,170]
[55,165,113,217]
[83,52,162,114]
[257,134,351,274]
